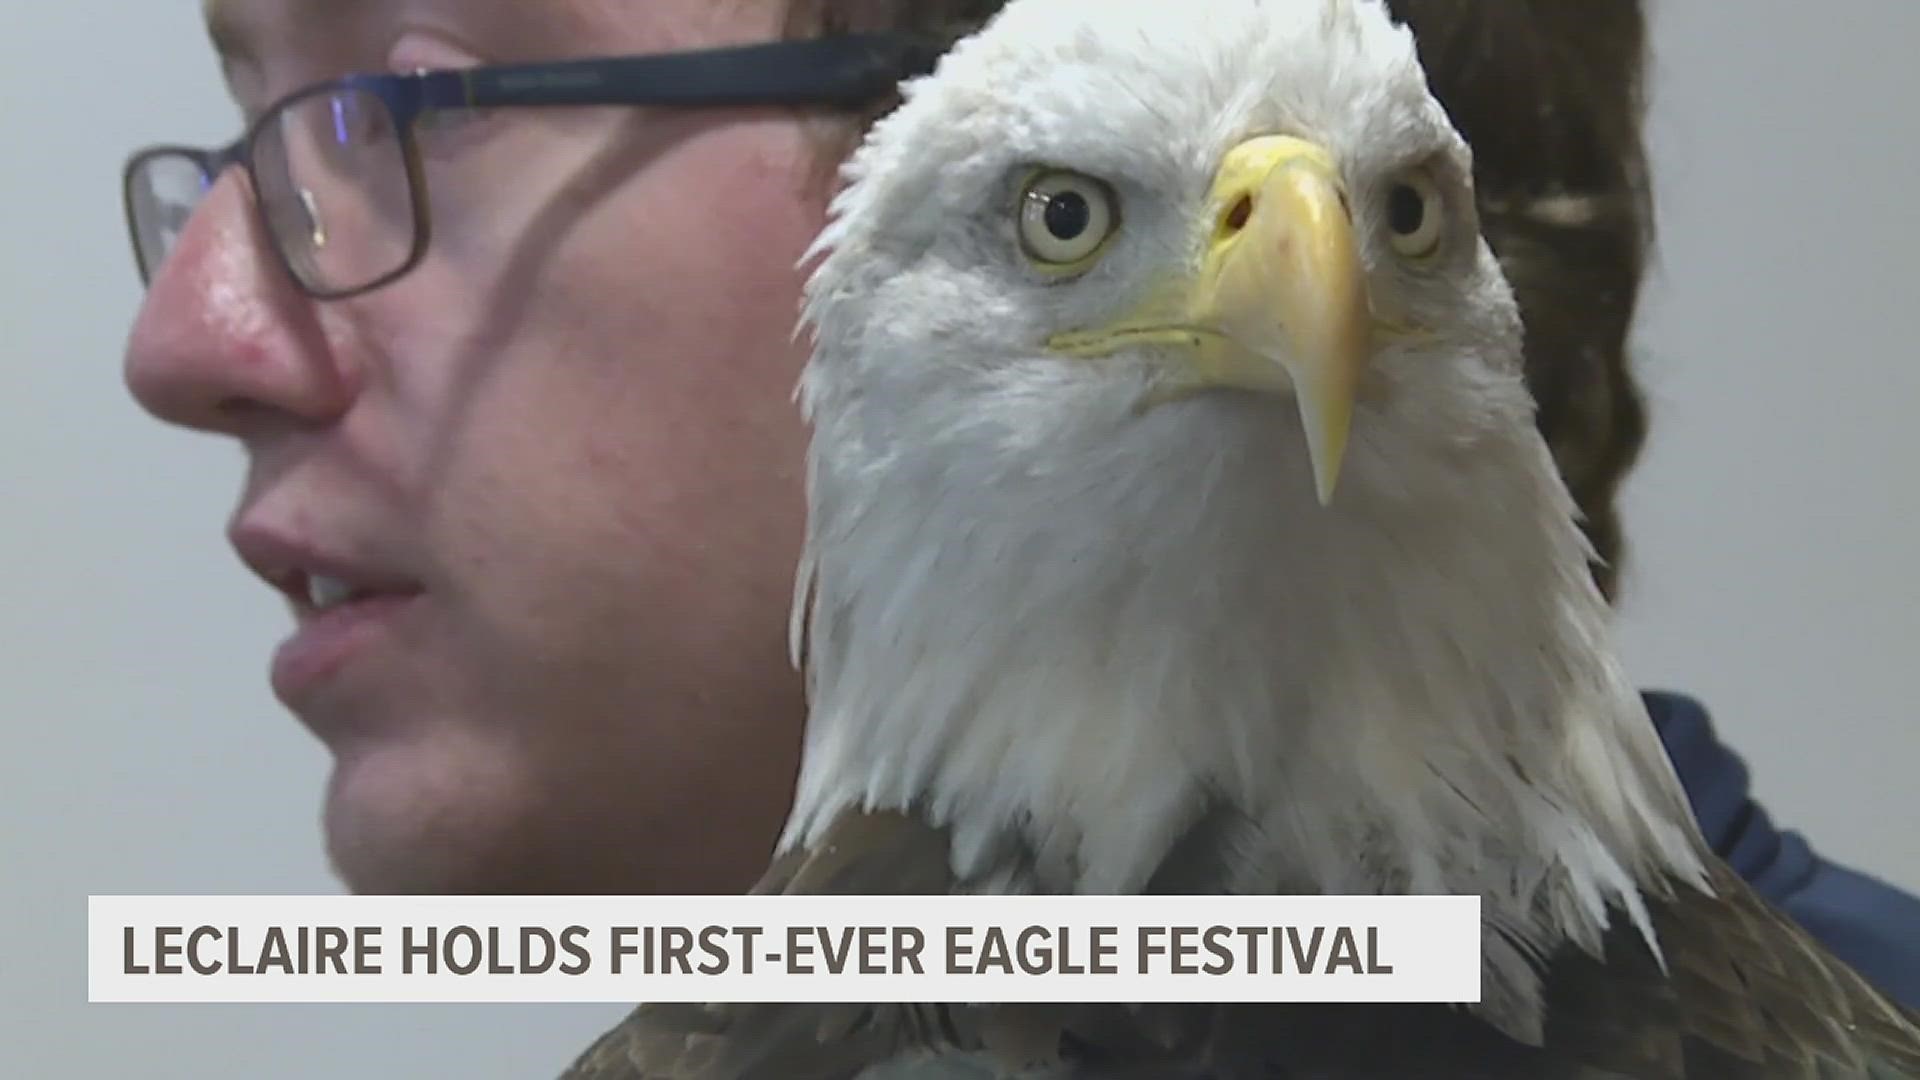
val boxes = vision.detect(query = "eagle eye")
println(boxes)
[1384,170,1444,259]
[1018,170,1118,269]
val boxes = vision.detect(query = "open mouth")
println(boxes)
[259,568,426,709]
[260,568,423,618]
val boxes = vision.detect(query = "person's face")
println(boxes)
[122,0,829,894]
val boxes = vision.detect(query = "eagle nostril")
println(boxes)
[1222,194,1254,237]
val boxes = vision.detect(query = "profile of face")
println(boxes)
[122,0,829,894]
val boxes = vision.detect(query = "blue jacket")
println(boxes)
[1648,689,1920,1009]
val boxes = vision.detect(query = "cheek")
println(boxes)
[552,125,820,537]
[303,114,829,894]
[562,121,825,367]
[401,120,824,673]
[539,122,823,543]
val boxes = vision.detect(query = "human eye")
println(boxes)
[324,87,396,145]
[389,34,498,156]
[411,104,498,153]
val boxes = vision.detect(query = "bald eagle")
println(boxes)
[563,0,1920,1075]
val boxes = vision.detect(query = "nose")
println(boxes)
[123,169,359,437]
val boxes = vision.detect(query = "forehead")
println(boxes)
[200,0,751,67]
[203,0,385,68]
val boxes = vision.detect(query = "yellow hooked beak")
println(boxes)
[1048,136,1371,505]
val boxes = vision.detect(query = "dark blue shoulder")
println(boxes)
[1643,689,1920,1009]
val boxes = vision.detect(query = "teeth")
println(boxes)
[308,575,356,610]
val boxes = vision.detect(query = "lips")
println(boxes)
[228,523,425,708]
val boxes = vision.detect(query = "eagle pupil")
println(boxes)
[1045,191,1092,240]
[1387,183,1425,235]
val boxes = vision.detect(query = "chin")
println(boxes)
[315,719,791,896]
[318,726,580,895]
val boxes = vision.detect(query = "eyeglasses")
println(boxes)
[121,33,940,301]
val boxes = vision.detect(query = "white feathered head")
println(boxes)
[798,0,1527,508]
[784,0,1705,1042]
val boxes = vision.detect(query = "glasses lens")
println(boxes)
[127,152,211,283]
[255,84,419,294]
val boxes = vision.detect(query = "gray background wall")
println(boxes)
[3,1,1915,1076]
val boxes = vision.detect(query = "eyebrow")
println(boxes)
[203,0,244,61]
[203,0,376,66]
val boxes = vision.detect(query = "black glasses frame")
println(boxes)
[121,33,943,300]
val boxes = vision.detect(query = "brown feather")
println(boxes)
[559,811,1920,1078]
[556,812,988,1080]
